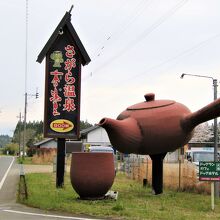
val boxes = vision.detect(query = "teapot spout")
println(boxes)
[99,117,142,153]
[181,98,220,131]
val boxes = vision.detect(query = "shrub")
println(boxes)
[32,148,57,164]
[2,142,19,155]
[27,147,38,157]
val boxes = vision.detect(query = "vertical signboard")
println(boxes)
[199,161,220,211]
[45,27,81,139]
[37,10,90,140]
[37,9,91,187]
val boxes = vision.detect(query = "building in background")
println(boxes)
[80,125,111,151]
[33,138,57,149]
[33,125,111,150]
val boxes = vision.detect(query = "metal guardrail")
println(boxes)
[19,164,28,200]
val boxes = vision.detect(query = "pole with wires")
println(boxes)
[180,73,219,198]
[23,0,28,158]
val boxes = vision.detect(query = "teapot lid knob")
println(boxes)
[144,93,155,102]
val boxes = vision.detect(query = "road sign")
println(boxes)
[50,119,74,133]
[36,7,91,188]
[37,8,90,139]
[199,161,220,181]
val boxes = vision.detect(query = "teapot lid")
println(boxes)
[127,93,175,110]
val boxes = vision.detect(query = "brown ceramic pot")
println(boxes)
[70,152,115,199]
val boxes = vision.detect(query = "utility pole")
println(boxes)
[17,112,22,157]
[181,73,219,198]
[23,90,39,158]
[213,79,218,162]
[213,79,219,198]
[23,93,27,158]
[23,0,28,159]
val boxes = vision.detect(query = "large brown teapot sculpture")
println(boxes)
[99,93,220,155]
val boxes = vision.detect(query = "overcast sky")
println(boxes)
[0,0,220,136]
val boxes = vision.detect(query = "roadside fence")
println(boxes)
[118,154,211,194]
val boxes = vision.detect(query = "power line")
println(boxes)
[116,33,220,86]
[88,0,188,78]
[93,0,129,35]
[23,0,29,158]
[83,0,151,80]
[82,32,220,102]
[90,0,131,57]
[91,0,153,59]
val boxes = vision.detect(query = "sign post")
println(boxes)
[37,6,90,187]
[211,182,214,210]
[57,138,65,187]
[199,161,220,210]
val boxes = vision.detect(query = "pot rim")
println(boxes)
[71,152,113,155]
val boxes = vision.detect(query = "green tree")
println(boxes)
[12,120,92,148]
[12,120,44,147]
[3,142,19,155]
[80,120,93,130]
[0,135,11,148]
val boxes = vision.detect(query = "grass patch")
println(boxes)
[17,154,71,165]
[19,172,220,220]
[17,156,55,165]
[17,157,33,164]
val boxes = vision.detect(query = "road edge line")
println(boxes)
[2,209,102,220]
[0,157,15,190]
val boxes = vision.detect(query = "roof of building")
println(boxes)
[33,125,101,146]
[36,9,90,65]
[33,138,55,147]
[80,125,99,136]
[188,141,220,147]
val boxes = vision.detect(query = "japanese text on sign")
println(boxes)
[199,162,220,181]
[49,45,77,116]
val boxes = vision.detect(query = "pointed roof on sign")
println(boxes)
[37,6,91,66]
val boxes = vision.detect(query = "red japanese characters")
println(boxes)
[49,45,77,116]
[37,9,90,139]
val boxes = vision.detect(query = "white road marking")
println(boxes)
[2,209,103,220]
[0,158,102,219]
[0,206,10,210]
[0,157,14,190]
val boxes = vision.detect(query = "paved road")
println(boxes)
[0,156,14,190]
[0,156,102,220]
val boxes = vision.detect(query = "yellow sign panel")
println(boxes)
[50,119,74,133]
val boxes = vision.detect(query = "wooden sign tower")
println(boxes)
[37,6,91,187]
